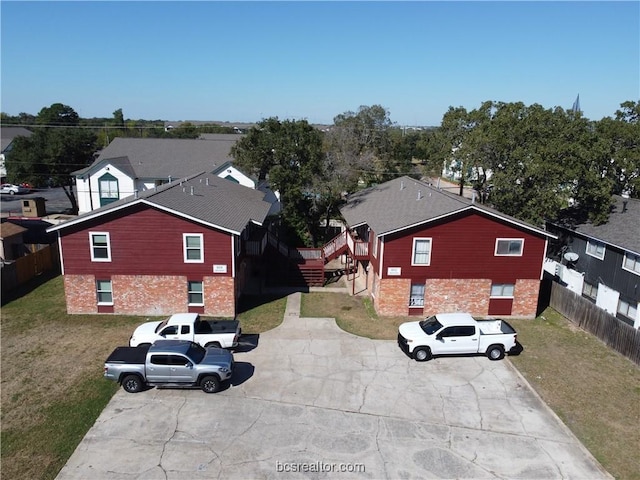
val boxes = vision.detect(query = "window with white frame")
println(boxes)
[622,252,640,275]
[490,283,515,297]
[96,279,113,304]
[617,298,638,321]
[582,281,598,300]
[183,234,204,263]
[585,240,605,260]
[495,238,524,256]
[188,281,204,305]
[409,284,425,307]
[98,173,119,206]
[412,238,432,265]
[90,232,111,261]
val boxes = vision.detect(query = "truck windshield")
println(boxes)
[419,316,443,335]
[186,343,206,363]
[154,318,170,334]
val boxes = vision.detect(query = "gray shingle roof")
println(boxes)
[1,127,33,152]
[340,176,551,238]
[48,172,272,235]
[81,136,240,180]
[569,195,640,254]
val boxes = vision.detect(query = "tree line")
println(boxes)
[2,100,638,246]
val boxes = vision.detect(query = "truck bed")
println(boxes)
[105,345,151,364]
[194,319,239,335]
[477,319,516,335]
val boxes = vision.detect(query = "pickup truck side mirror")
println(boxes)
[185,362,193,368]
[436,334,443,341]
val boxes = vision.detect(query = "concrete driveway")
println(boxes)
[57,293,610,479]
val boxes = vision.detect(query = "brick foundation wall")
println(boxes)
[375,278,411,316]
[204,276,235,317]
[512,278,540,318]
[368,276,540,318]
[424,279,491,317]
[64,275,98,314]
[63,274,236,316]
[114,275,185,315]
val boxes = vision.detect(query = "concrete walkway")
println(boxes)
[57,293,611,479]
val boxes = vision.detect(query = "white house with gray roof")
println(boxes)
[73,135,279,215]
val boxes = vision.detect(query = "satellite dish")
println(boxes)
[564,252,579,263]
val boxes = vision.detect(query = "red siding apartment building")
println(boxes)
[339,176,555,318]
[47,172,272,317]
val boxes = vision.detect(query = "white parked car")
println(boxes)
[0,183,29,195]
[398,312,518,361]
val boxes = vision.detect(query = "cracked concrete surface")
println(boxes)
[57,293,611,479]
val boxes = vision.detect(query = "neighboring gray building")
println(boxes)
[545,195,640,328]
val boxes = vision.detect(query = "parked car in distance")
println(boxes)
[398,312,518,361]
[104,339,234,393]
[129,312,240,349]
[1,183,29,195]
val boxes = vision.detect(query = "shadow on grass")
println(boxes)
[237,293,291,313]
[1,268,61,306]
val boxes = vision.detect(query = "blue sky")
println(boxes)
[1,1,638,126]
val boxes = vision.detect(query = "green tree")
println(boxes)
[6,104,96,214]
[231,118,324,245]
[331,105,398,185]
[596,100,640,198]
[36,103,79,126]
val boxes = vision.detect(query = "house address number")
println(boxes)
[387,267,401,276]
[213,264,227,273]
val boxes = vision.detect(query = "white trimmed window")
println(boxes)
[412,238,432,266]
[409,284,425,307]
[96,279,113,304]
[490,283,515,297]
[188,281,204,305]
[617,299,638,321]
[90,232,111,262]
[622,253,640,276]
[582,282,598,300]
[495,238,524,256]
[183,234,204,263]
[586,240,605,260]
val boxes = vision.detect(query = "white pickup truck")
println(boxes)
[398,312,517,361]
[129,313,240,349]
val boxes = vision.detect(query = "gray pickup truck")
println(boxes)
[104,340,234,393]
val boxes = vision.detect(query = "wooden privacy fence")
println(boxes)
[1,245,58,293]
[550,282,640,365]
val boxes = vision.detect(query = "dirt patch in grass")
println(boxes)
[302,293,639,480]
[1,276,287,480]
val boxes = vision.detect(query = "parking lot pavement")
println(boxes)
[57,293,611,479]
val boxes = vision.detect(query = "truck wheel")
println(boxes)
[413,347,432,362]
[122,375,143,393]
[487,345,505,361]
[205,342,221,348]
[200,375,220,393]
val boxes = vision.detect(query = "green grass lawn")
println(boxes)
[0,276,286,480]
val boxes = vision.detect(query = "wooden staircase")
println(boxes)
[266,231,369,288]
